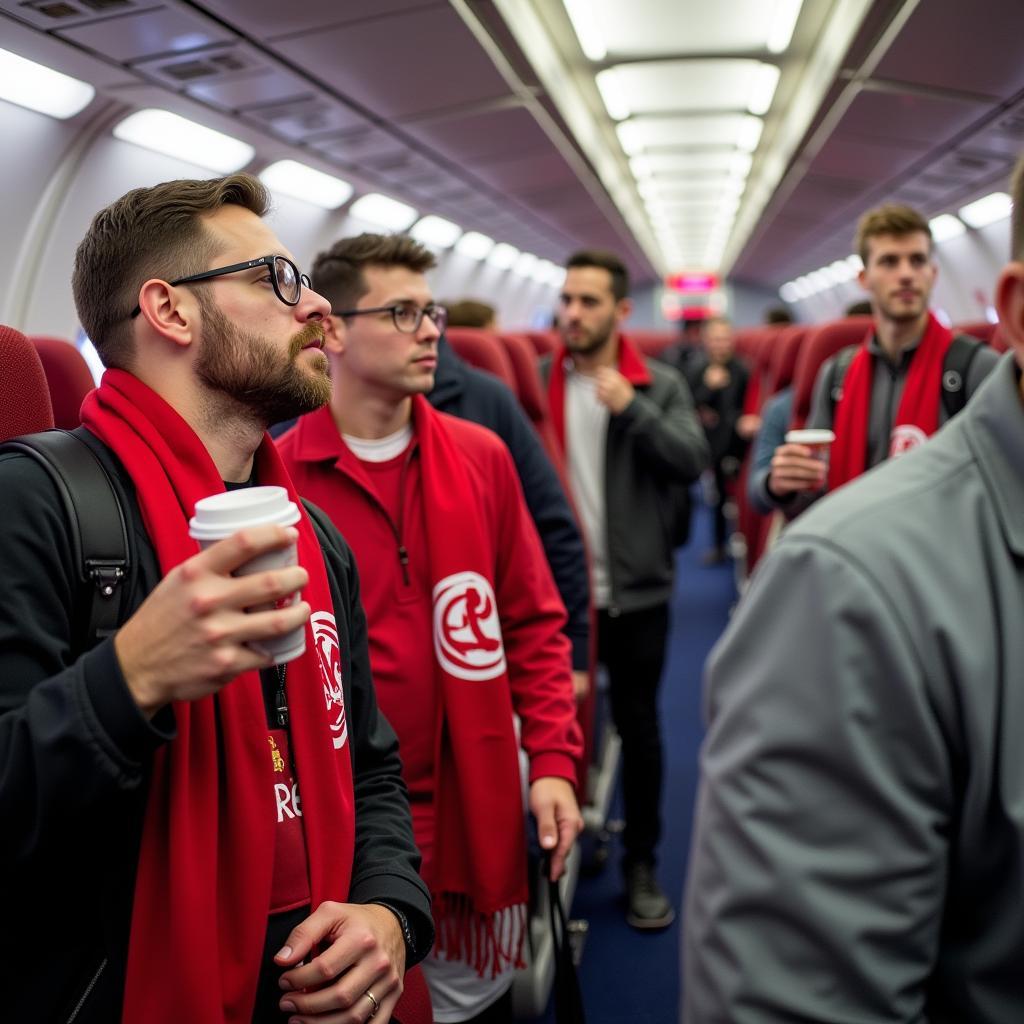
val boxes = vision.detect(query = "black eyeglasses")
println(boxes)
[334,302,448,335]
[129,254,311,318]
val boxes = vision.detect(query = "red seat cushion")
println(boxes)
[0,325,54,438]
[790,317,873,429]
[30,336,95,429]
[444,328,517,392]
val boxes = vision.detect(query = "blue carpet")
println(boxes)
[525,501,736,1023]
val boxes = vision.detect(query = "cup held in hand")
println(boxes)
[189,486,305,664]
[784,428,836,466]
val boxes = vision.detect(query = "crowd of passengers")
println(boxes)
[2,158,1024,1024]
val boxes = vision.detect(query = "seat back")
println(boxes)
[444,328,517,392]
[0,324,54,438]
[30,336,95,429]
[766,325,808,395]
[498,332,548,424]
[629,330,677,357]
[790,317,872,429]
[953,320,997,345]
[526,330,560,356]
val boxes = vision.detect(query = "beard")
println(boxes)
[559,312,616,355]
[195,297,331,427]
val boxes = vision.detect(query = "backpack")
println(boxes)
[0,428,343,649]
[826,334,983,420]
[0,428,130,646]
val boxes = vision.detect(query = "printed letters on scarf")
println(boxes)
[81,370,355,1024]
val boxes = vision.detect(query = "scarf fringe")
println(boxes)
[434,892,527,977]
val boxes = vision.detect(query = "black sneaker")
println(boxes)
[624,863,675,930]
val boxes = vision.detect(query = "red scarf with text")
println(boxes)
[80,370,355,1024]
[410,396,535,975]
[828,313,953,491]
[547,333,653,452]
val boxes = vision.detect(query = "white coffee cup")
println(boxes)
[785,428,836,464]
[189,486,305,664]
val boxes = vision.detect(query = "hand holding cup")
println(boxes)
[768,429,835,497]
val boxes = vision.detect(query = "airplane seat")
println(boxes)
[444,328,517,393]
[30,336,95,429]
[990,324,1010,353]
[0,324,55,439]
[629,330,677,357]
[497,332,549,424]
[953,320,997,345]
[767,325,808,394]
[734,327,781,580]
[393,964,431,1024]
[742,326,810,577]
[526,330,559,357]
[790,317,872,429]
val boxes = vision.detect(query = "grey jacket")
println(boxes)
[541,347,708,614]
[684,353,1024,1023]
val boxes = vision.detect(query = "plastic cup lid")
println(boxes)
[189,485,300,539]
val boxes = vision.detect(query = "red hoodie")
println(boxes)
[278,401,581,865]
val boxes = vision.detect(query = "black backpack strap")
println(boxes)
[0,429,130,642]
[940,334,982,418]
[826,344,860,418]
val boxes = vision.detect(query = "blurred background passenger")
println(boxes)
[683,316,751,564]
[445,298,497,330]
[543,248,707,930]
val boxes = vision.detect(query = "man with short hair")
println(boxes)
[683,157,1024,1022]
[277,233,583,1024]
[757,203,998,512]
[684,316,751,563]
[0,175,432,1022]
[543,249,708,929]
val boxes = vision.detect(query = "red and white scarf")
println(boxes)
[828,313,953,491]
[81,370,355,1024]
[409,396,533,976]
[546,333,653,452]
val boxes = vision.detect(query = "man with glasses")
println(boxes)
[0,175,432,1023]
[278,233,583,1024]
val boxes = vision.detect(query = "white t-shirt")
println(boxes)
[565,366,611,608]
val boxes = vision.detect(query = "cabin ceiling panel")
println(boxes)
[192,0,443,42]
[839,88,989,148]
[0,0,161,31]
[55,5,232,62]
[806,132,927,185]
[399,106,552,168]
[968,96,1024,158]
[240,94,366,141]
[183,65,310,111]
[782,173,871,222]
[872,0,1024,100]
[482,149,579,195]
[269,6,511,122]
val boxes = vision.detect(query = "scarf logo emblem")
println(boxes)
[889,423,928,458]
[311,610,347,749]
[433,571,507,681]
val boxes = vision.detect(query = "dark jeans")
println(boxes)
[712,461,730,549]
[597,603,670,869]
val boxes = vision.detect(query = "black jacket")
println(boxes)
[0,433,432,1023]
[429,339,591,670]
[685,355,750,465]
[541,351,709,613]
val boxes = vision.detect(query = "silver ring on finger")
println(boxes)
[364,989,380,1019]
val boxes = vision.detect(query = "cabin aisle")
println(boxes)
[527,498,737,1023]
